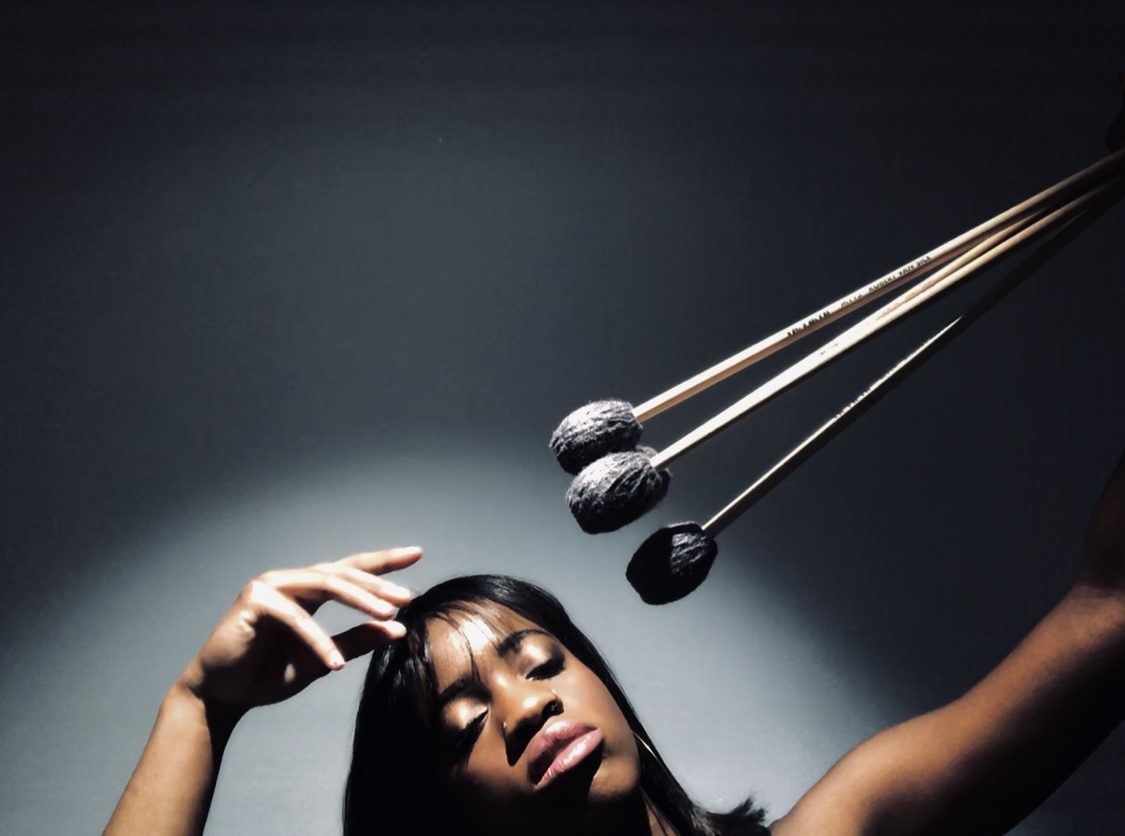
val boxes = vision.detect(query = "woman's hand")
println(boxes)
[177,546,421,716]
[1077,450,1125,596]
[105,547,421,836]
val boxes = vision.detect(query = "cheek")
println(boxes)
[562,668,634,741]
[446,746,538,836]
[449,728,525,805]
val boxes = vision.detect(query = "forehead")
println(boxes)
[426,603,548,689]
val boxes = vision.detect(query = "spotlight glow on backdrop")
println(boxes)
[0,440,892,834]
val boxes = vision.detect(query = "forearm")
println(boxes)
[104,682,240,836]
[867,584,1125,835]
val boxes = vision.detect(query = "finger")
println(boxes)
[337,546,423,575]
[328,564,414,607]
[265,569,400,620]
[334,620,408,661]
[247,581,345,670]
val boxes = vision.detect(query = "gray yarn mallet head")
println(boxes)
[626,521,718,604]
[550,399,643,474]
[565,447,670,534]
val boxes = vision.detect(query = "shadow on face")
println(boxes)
[426,604,646,835]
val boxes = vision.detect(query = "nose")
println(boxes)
[497,678,562,766]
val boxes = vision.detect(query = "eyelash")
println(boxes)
[529,655,564,679]
[452,655,565,757]
[454,713,486,758]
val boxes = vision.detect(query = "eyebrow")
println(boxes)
[435,628,553,712]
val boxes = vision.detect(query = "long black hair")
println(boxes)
[344,574,771,835]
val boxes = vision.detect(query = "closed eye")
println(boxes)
[454,712,486,759]
[528,655,564,680]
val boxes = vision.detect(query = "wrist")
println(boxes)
[1064,581,1125,635]
[1071,550,1125,593]
[166,676,243,750]
[1075,552,1125,597]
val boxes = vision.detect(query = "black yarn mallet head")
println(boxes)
[565,447,670,533]
[626,522,719,605]
[550,399,642,474]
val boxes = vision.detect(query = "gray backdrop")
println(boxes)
[3,2,1124,833]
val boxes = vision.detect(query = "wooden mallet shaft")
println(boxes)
[651,175,1120,470]
[702,184,1123,537]
[633,146,1125,423]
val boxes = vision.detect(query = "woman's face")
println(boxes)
[426,604,643,835]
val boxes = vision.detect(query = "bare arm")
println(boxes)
[103,684,238,836]
[773,450,1125,836]
[103,547,421,836]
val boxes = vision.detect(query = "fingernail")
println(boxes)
[329,650,346,669]
[387,621,407,639]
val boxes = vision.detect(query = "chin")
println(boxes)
[588,755,642,806]
[460,745,644,835]
[536,748,643,828]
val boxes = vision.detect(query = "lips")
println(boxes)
[527,718,605,788]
